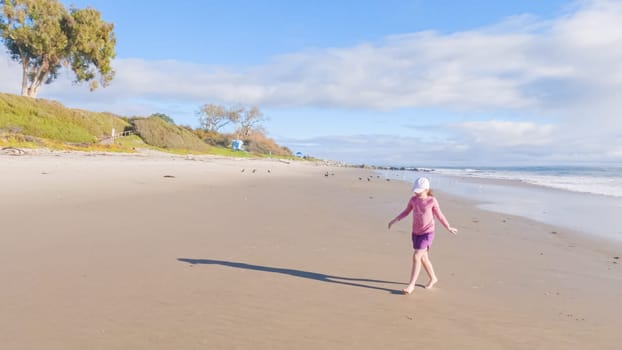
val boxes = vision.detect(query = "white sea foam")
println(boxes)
[428,167,622,198]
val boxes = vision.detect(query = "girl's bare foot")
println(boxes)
[425,278,438,289]
[402,285,415,294]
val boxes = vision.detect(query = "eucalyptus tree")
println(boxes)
[0,0,116,97]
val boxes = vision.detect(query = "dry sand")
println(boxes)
[1,151,621,349]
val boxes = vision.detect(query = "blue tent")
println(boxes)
[232,139,244,151]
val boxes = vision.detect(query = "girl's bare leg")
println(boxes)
[403,250,425,294]
[421,251,438,289]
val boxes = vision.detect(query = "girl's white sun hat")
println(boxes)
[412,177,430,193]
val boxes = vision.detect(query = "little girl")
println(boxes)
[388,177,458,294]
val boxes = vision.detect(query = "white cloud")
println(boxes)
[279,134,470,166]
[454,120,556,146]
[279,126,622,166]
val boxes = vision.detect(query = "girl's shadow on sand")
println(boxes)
[177,258,409,294]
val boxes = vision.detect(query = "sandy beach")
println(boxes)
[1,151,621,349]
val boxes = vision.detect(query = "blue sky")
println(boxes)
[2,0,622,166]
[62,0,569,64]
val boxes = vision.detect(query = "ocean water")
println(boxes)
[379,166,622,243]
[431,166,622,198]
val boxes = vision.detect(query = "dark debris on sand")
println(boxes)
[1,147,26,156]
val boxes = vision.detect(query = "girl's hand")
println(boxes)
[388,219,397,230]
[448,227,458,235]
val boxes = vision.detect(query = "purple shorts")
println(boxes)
[412,232,435,250]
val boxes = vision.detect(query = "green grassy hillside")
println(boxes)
[132,116,210,152]
[0,93,129,144]
[0,93,210,153]
[0,92,294,158]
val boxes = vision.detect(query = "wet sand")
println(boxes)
[0,152,620,349]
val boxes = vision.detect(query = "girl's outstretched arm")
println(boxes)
[388,199,413,229]
[432,198,458,234]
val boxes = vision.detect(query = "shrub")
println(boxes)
[242,132,292,156]
[192,129,234,148]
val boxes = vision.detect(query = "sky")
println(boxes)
[1,0,622,166]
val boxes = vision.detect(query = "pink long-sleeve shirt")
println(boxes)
[395,196,451,235]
